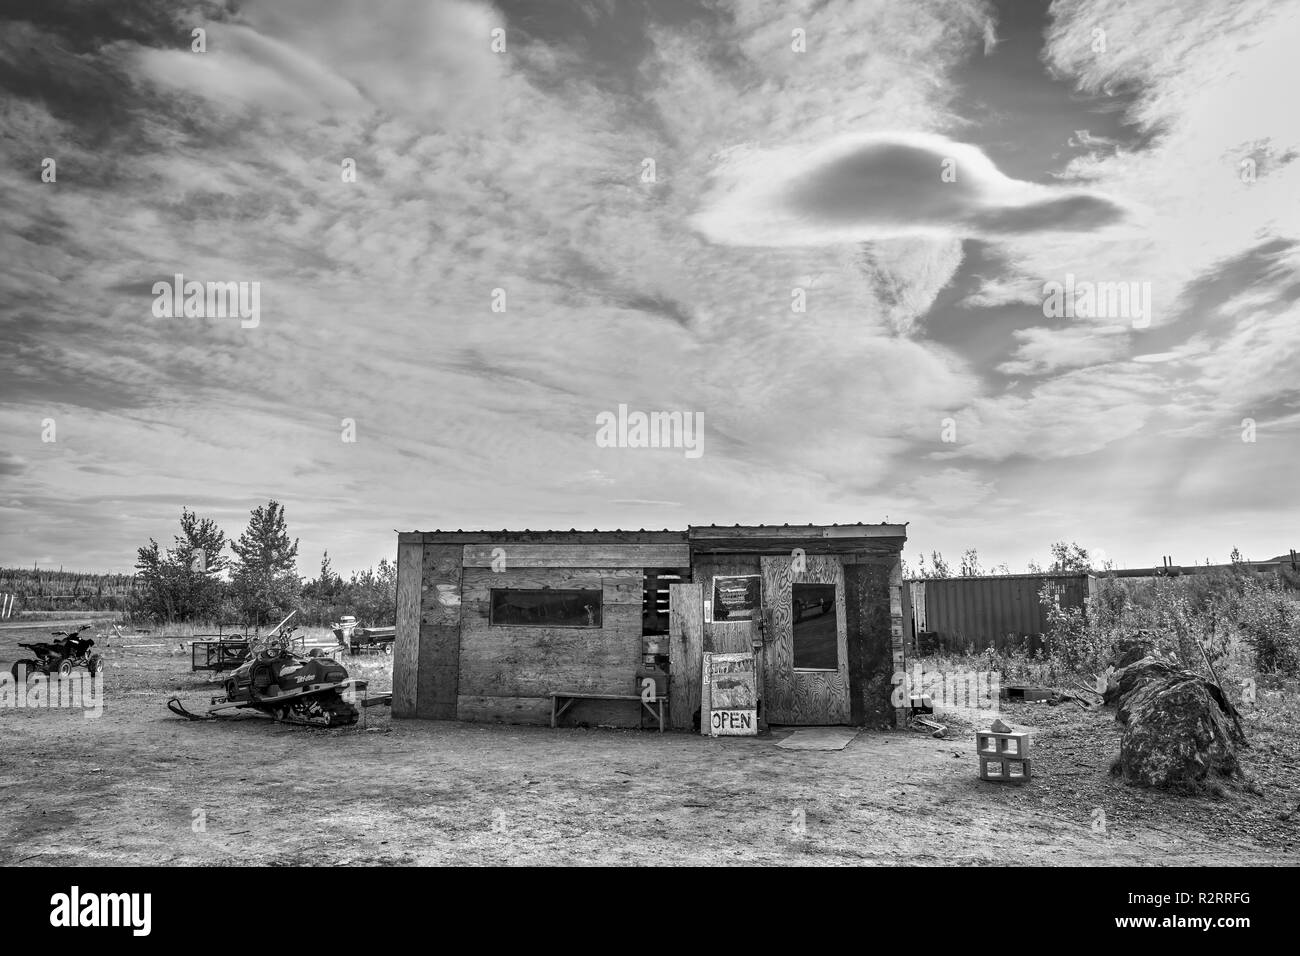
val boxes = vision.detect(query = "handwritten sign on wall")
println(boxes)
[710,575,761,623]
[704,651,758,736]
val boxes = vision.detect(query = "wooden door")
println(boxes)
[760,554,851,725]
[667,583,703,731]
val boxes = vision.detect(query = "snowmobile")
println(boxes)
[167,613,382,726]
[11,623,104,681]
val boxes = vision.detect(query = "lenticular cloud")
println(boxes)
[691,131,1129,247]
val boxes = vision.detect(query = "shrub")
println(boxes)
[1037,569,1300,684]
[1236,576,1300,677]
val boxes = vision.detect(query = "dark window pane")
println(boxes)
[490,589,602,628]
[792,583,838,669]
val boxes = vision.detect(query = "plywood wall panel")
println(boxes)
[392,540,424,718]
[415,545,464,718]
[695,555,762,654]
[420,544,465,626]
[668,583,703,731]
[761,554,849,724]
[844,561,896,727]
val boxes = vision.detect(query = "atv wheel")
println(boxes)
[87,654,104,676]
[382,643,393,655]
[57,660,74,677]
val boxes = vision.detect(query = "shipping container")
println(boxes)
[905,573,1091,652]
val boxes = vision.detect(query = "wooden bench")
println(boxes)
[548,692,665,732]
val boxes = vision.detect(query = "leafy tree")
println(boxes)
[133,507,227,622]
[230,500,301,625]
[928,550,952,579]
[1048,541,1091,573]
[914,551,952,579]
[310,550,342,601]
[347,559,398,625]
[1026,559,1044,574]
[959,547,982,577]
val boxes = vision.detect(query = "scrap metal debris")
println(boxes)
[910,716,947,738]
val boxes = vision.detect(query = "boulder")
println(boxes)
[1105,656,1243,788]
[990,718,1013,733]
[1108,634,1156,670]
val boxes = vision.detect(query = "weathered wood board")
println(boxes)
[695,555,762,654]
[416,544,464,718]
[420,544,464,627]
[455,695,644,727]
[392,540,424,718]
[843,561,898,727]
[461,544,689,568]
[668,582,703,731]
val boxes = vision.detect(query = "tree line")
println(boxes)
[133,501,395,627]
[905,542,1093,579]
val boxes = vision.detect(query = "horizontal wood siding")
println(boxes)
[405,531,687,546]
[461,544,689,568]
[455,566,644,724]
[456,694,646,727]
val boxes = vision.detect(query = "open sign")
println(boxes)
[710,709,756,734]
[704,651,759,736]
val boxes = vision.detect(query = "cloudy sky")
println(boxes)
[2,0,1298,576]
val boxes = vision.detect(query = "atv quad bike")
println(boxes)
[11,623,104,682]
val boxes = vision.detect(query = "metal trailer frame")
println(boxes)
[190,638,252,672]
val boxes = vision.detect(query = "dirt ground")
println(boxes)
[2,620,1298,866]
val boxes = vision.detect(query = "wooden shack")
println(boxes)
[393,523,909,730]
